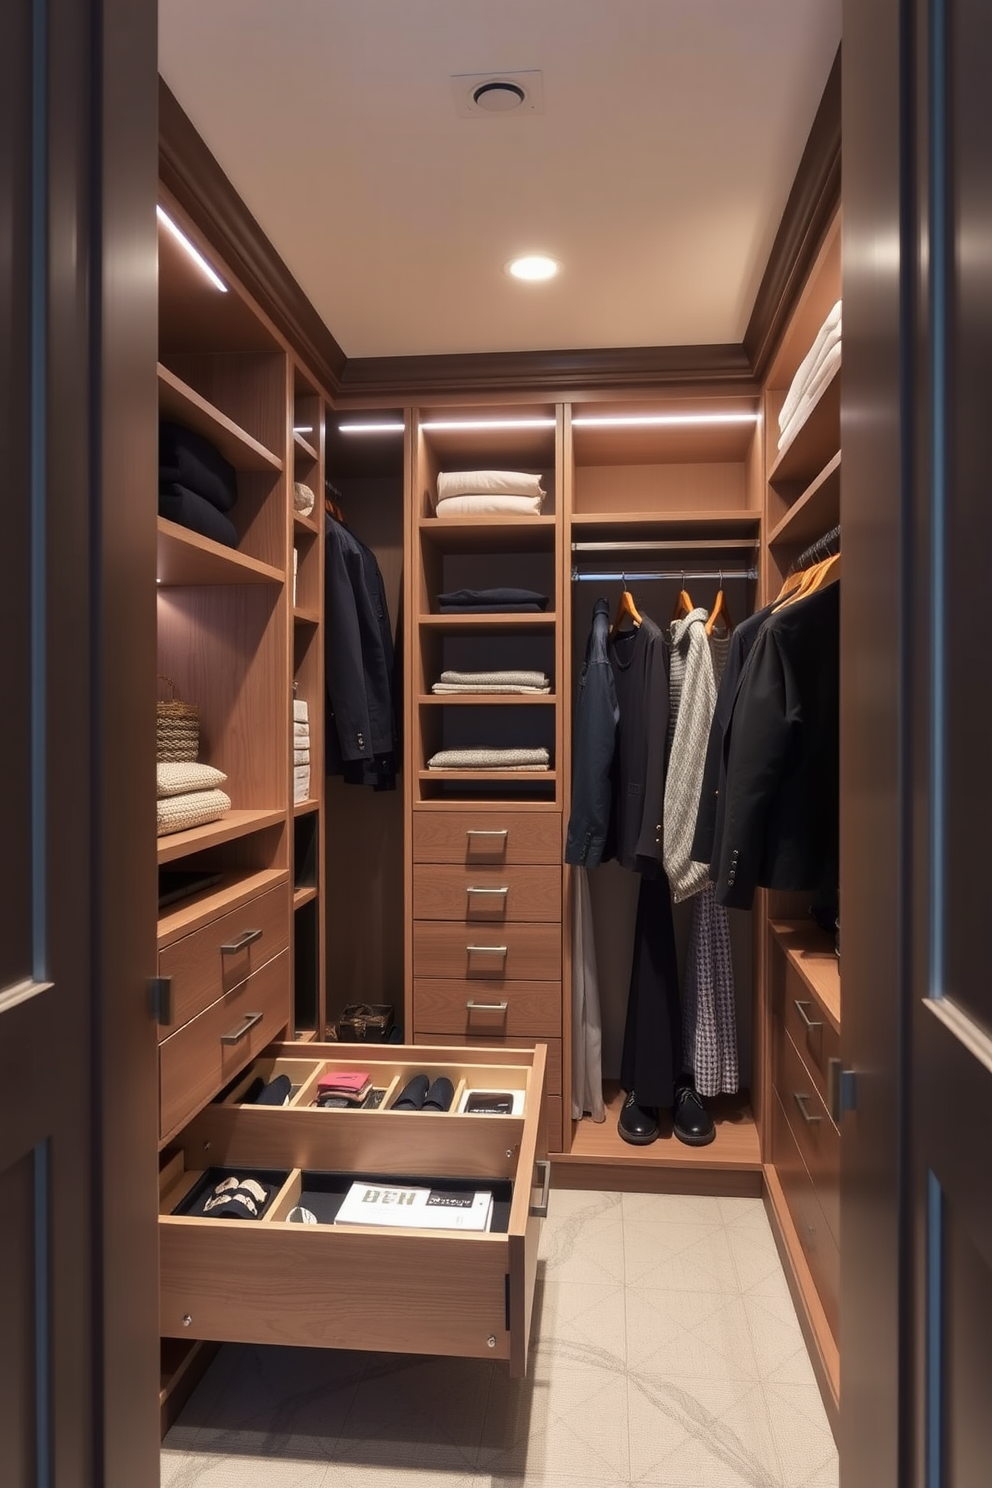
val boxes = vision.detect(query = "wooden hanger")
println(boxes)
[774,569,805,604]
[774,551,841,611]
[671,574,694,622]
[705,574,733,636]
[325,479,345,524]
[610,578,642,635]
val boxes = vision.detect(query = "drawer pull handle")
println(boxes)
[466,945,508,956]
[793,1091,822,1125]
[466,999,509,1013]
[220,1011,264,1045]
[220,928,263,955]
[530,1159,551,1220]
[466,829,508,838]
[467,885,509,896]
[794,999,823,1032]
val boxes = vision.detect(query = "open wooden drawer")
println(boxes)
[159,1041,549,1376]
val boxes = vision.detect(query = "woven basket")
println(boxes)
[157,675,199,763]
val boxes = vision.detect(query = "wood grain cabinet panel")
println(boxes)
[773,953,841,1112]
[413,811,562,865]
[774,1021,840,1248]
[158,883,290,1038]
[159,949,291,1143]
[771,1086,839,1338]
[413,921,561,982]
[414,978,562,1039]
[413,864,561,923]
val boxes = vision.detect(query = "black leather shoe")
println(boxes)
[673,1083,715,1146]
[618,1090,659,1145]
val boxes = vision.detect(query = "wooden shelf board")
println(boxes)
[768,366,841,488]
[158,868,289,949]
[419,612,556,630]
[293,431,318,461]
[156,519,284,586]
[768,452,842,549]
[559,1085,761,1173]
[570,509,761,532]
[418,516,557,552]
[412,796,561,813]
[418,693,555,706]
[770,920,841,1032]
[293,607,320,626]
[158,363,283,473]
[293,885,318,909]
[293,512,320,536]
[156,808,286,865]
[293,799,319,817]
[419,769,557,783]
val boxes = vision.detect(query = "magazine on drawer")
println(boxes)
[334,1181,493,1232]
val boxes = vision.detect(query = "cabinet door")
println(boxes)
[0,1,159,1483]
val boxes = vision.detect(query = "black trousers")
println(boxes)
[619,872,683,1109]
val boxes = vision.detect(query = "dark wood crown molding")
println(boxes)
[158,78,347,392]
[743,46,842,382]
[337,342,753,402]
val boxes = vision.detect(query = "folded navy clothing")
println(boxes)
[159,485,239,548]
[439,603,543,613]
[160,420,239,513]
[437,587,549,610]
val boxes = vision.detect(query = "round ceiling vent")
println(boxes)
[472,80,526,112]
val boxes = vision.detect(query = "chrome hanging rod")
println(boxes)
[570,538,757,553]
[571,567,758,583]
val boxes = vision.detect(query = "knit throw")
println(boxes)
[664,609,716,901]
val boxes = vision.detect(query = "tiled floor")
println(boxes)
[161,1190,838,1488]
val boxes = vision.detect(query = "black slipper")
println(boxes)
[422,1076,454,1112]
[391,1072,430,1110]
[254,1073,292,1106]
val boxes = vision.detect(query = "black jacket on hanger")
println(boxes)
[565,598,619,868]
[607,613,670,876]
[711,581,839,909]
[324,514,399,790]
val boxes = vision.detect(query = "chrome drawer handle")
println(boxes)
[467,885,509,896]
[794,999,823,1032]
[220,1011,264,1045]
[466,1000,509,1013]
[466,829,508,838]
[793,1091,822,1125]
[466,945,508,956]
[530,1159,551,1220]
[220,928,263,954]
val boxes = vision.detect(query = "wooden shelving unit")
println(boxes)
[156,519,283,586]
[158,363,283,473]
[156,809,286,865]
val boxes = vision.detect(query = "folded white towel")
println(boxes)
[431,683,551,695]
[293,700,309,723]
[294,748,311,765]
[293,721,310,738]
[777,340,843,453]
[427,747,550,770]
[156,761,227,799]
[435,493,544,517]
[293,768,311,803]
[436,469,545,506]
[439,669,549,687]
[778,300,842,432]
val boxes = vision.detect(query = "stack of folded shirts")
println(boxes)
[432,669,551,695]
[159,420,239,548]
[156,761,231,837]
[314,1070,372,1108]
[437,587,549,614]
[293,698,311,802]
[434,470,546,517]
[777,300,842,452]
[426,747,550,771]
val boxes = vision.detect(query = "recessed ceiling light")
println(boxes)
[506,255,560,282]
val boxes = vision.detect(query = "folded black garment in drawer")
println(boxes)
[160,420,238,512]
[437,587,549,611]
[159,485,238,548]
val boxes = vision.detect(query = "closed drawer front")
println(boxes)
[159,949,291,1142]
[776,958,841,1112]
[160,1040,547,1377]
[771,1087,839,1338]
[158,883,290,1037]
[414,864,561,923]
[414,921,561,982]
[413,810,561,865]
[414,978,562,1039]
[774,1019,840,1247]
[413,1034,562,1097]
[544,1095,564,1155]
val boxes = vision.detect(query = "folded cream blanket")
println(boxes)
[157,788,231,837]
[156,761,227,799]
[778,300,842,433]
[435,493,544,517]
[432,683,551,694]
[293,721,310,737]
[437,469,545,504]
[293,699,309,722]
[440,669,549,687]
[427,747,550,770]
[777,340,842,453]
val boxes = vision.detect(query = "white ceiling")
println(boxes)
[159,0,840,361]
